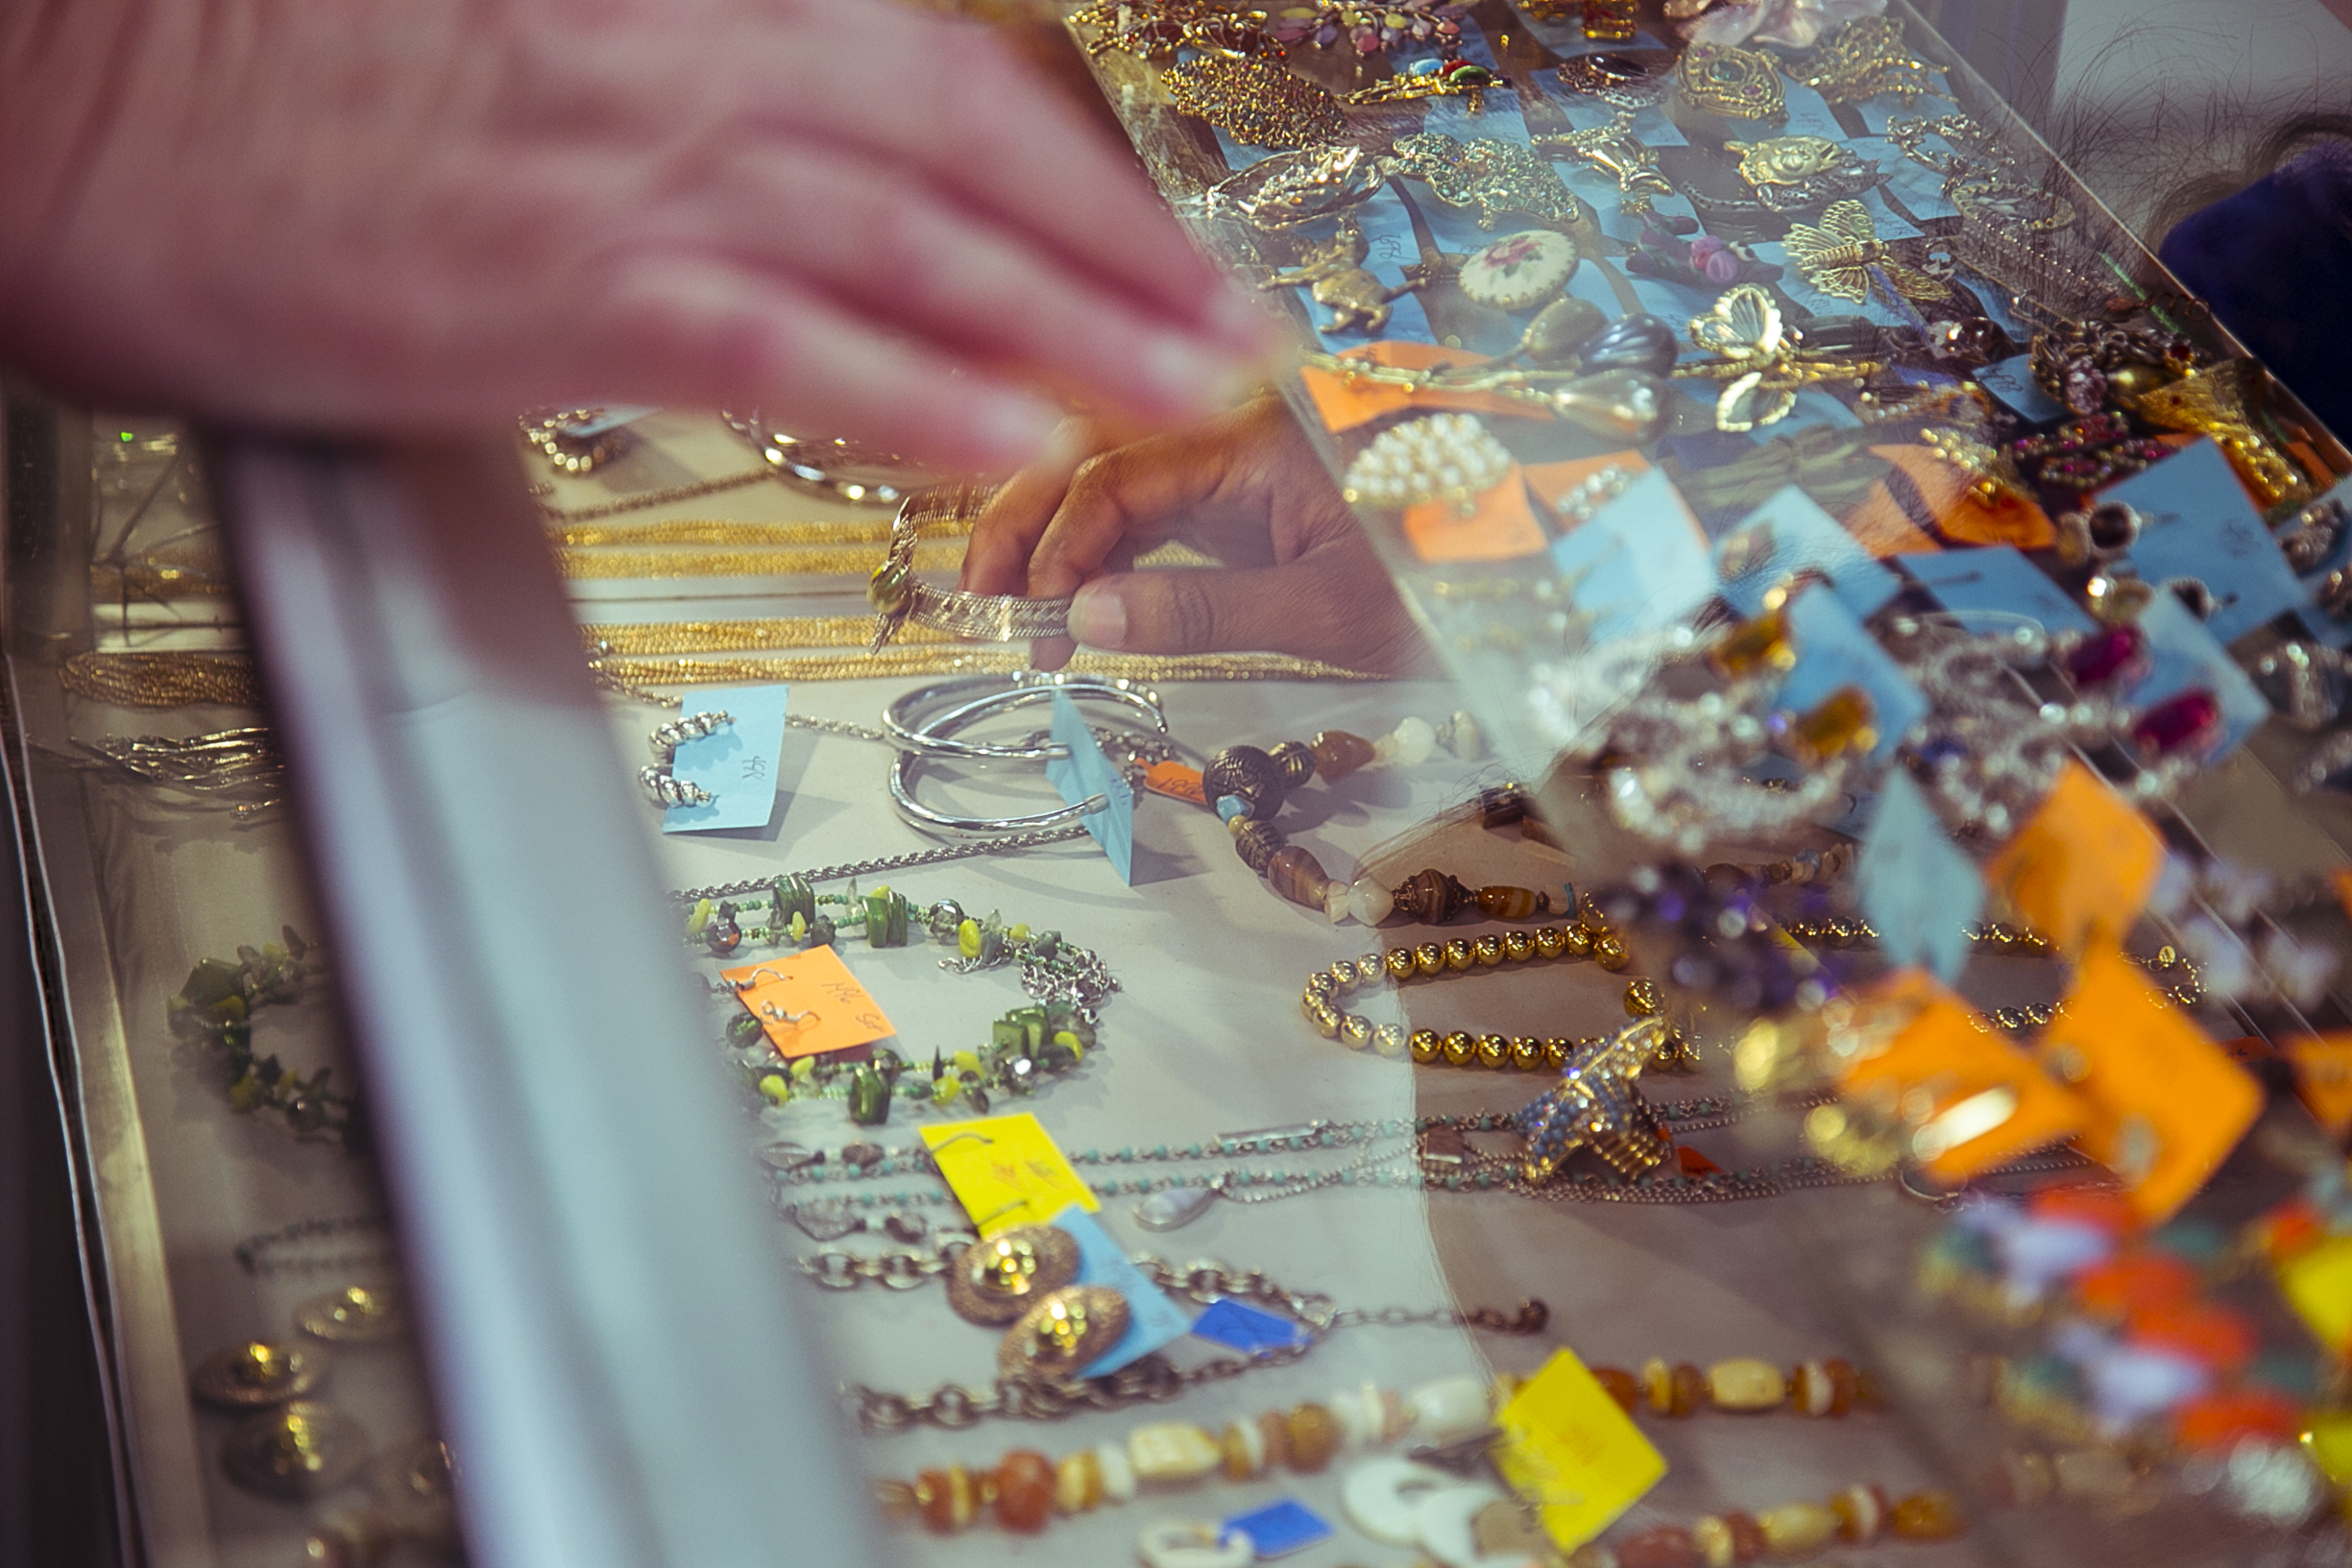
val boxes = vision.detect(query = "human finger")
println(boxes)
[1066,557,1431,675]
[1021,414,1278,597]
[740,5,1267,351]
[594,252,1061,473]
[958,419,1099,594]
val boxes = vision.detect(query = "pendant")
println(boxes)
[787,1203,861,1242]
[946,1225,1082,1326]
[998,1286,1130,1378]
[1134,1183,1221,1232]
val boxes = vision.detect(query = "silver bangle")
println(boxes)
[882,673,1167,762]
[887,692,1106,840]
[868,487,1072,651]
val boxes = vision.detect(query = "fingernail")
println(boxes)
[1140,333,1256,418]
[1069,582,1128,649]
[970,395,1064,471]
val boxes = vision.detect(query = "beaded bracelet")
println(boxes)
[690,881,1116,1125]
[1570,1484,1965,1568]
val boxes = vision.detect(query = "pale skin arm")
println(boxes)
[958,396,1434,675]
[0,0,1273,471]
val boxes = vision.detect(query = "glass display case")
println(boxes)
[5,4,2352,1568]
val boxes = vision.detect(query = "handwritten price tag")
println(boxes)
[921,1113,1099,1237]
[1493,1348,1665,1553]
[719,946,893,1060]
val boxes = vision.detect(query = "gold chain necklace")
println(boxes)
[533,468,774,521]
[581,616,954,656]
[551,518,899,548]
[553,541,962,580]
[61,651,264,708]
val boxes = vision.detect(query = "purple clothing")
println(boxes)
[2161,147,2352,444]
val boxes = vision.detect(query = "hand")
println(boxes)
[0,0,1273,470]
[958,396,1434,676]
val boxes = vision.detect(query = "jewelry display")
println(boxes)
[1340,414,1515,512]
[61,650,263,709]
[1676,42,1787,123]
[1723,134,1882,214]
[1565,1484,1966,1567]
[718,413,932,507]
[2120,359,2315,512]
[1162,57,1348,149]
[1782,199,1951,305]
[234,1214,393,1277]
[1069,0,1276,60]
[192,1339,328,1409]
[1261,219,1428,334]
[1298,930,1649,1066]
[1455,229,1579,312]
[1276,0,1469,54]
[221,1401,371,1501]
[1200,142,1394,231]
[1389,133,1590,231]
[73,726,286,816]
[1883,113,2075,242]
[532,466,772,522]
[520,407,634,474]
[1675,283,1887,431]
[169,929,359,1153]
[1341,59,1504,110]
[1198,721,1489,921]
[640,708,730,808]
[1536,111,1679,204]
[1300,316,1676,442]
[1554,52,1668,109]
[1780,15,1941,107]
[1588,1354,1877,1419]
[868,486,1071,652]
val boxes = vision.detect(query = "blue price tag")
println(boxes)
[1548,467,1714,644]
[1052,1208,1194,1378]
[1191,1298,1310,1353]
[1224,1500,1335,1558]
[1857,770,1984,983]
[1715,483,1900,618]
[1902,544,2097,637]
[1777,587,1928,763]
[1045,689,1134,884]
[661,685,789,833]
[1974,354,2065,423]
[2106,438,2308,644]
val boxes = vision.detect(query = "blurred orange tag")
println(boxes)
[1493,1348,1665,1552]
[1403,465,1545,563]
[1985,762,2164,955]
[2283,1032,2352,1136]
[1300,343,1530,433]
[2039,945,2262,1225]
[720,947,893,1060]
[920,1112,1099,1237]
[1845,972,2089,1183]
[1142,760,1207,806]
[1524,452,1653,513]
[1855,445,2057,553]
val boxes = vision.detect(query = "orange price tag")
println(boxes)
[1402,464,1547,564]
[2283,1032,2352,1136]
[719,947,895,1060]
[1985,761,2164,955]
[1299,342,1530,434]
[1844,972,2090,1184]
[1142,760,1207,807]
[1853,445,2057,554]
[2039,945,2262,1225]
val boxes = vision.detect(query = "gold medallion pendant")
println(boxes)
[998,1286,1130,1378]
[945,1225,1082,1326]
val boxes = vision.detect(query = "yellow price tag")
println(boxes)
[920,1113,1099,1238]
[2279,1233,2352,1356]
[1493,1348,1666,1553]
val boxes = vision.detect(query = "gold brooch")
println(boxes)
[1515,1017,1671,1183]
[1725,135,1880,213]
[1677,42,1786,123]
[1390,132,1589,231]
[998,1286,1130,1378]
[1782,200,1952,304]
[1071,0,1273,60]
[1784,16,1943,108]
[1162,57,1347,149]
[947,1225,1083,1326]
[1344,60,1504,110]
[1674,283,1885,432]
[1264,219,1429,333]
[1535,109,1676,201]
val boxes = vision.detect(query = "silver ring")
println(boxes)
[882,673,1167,761]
